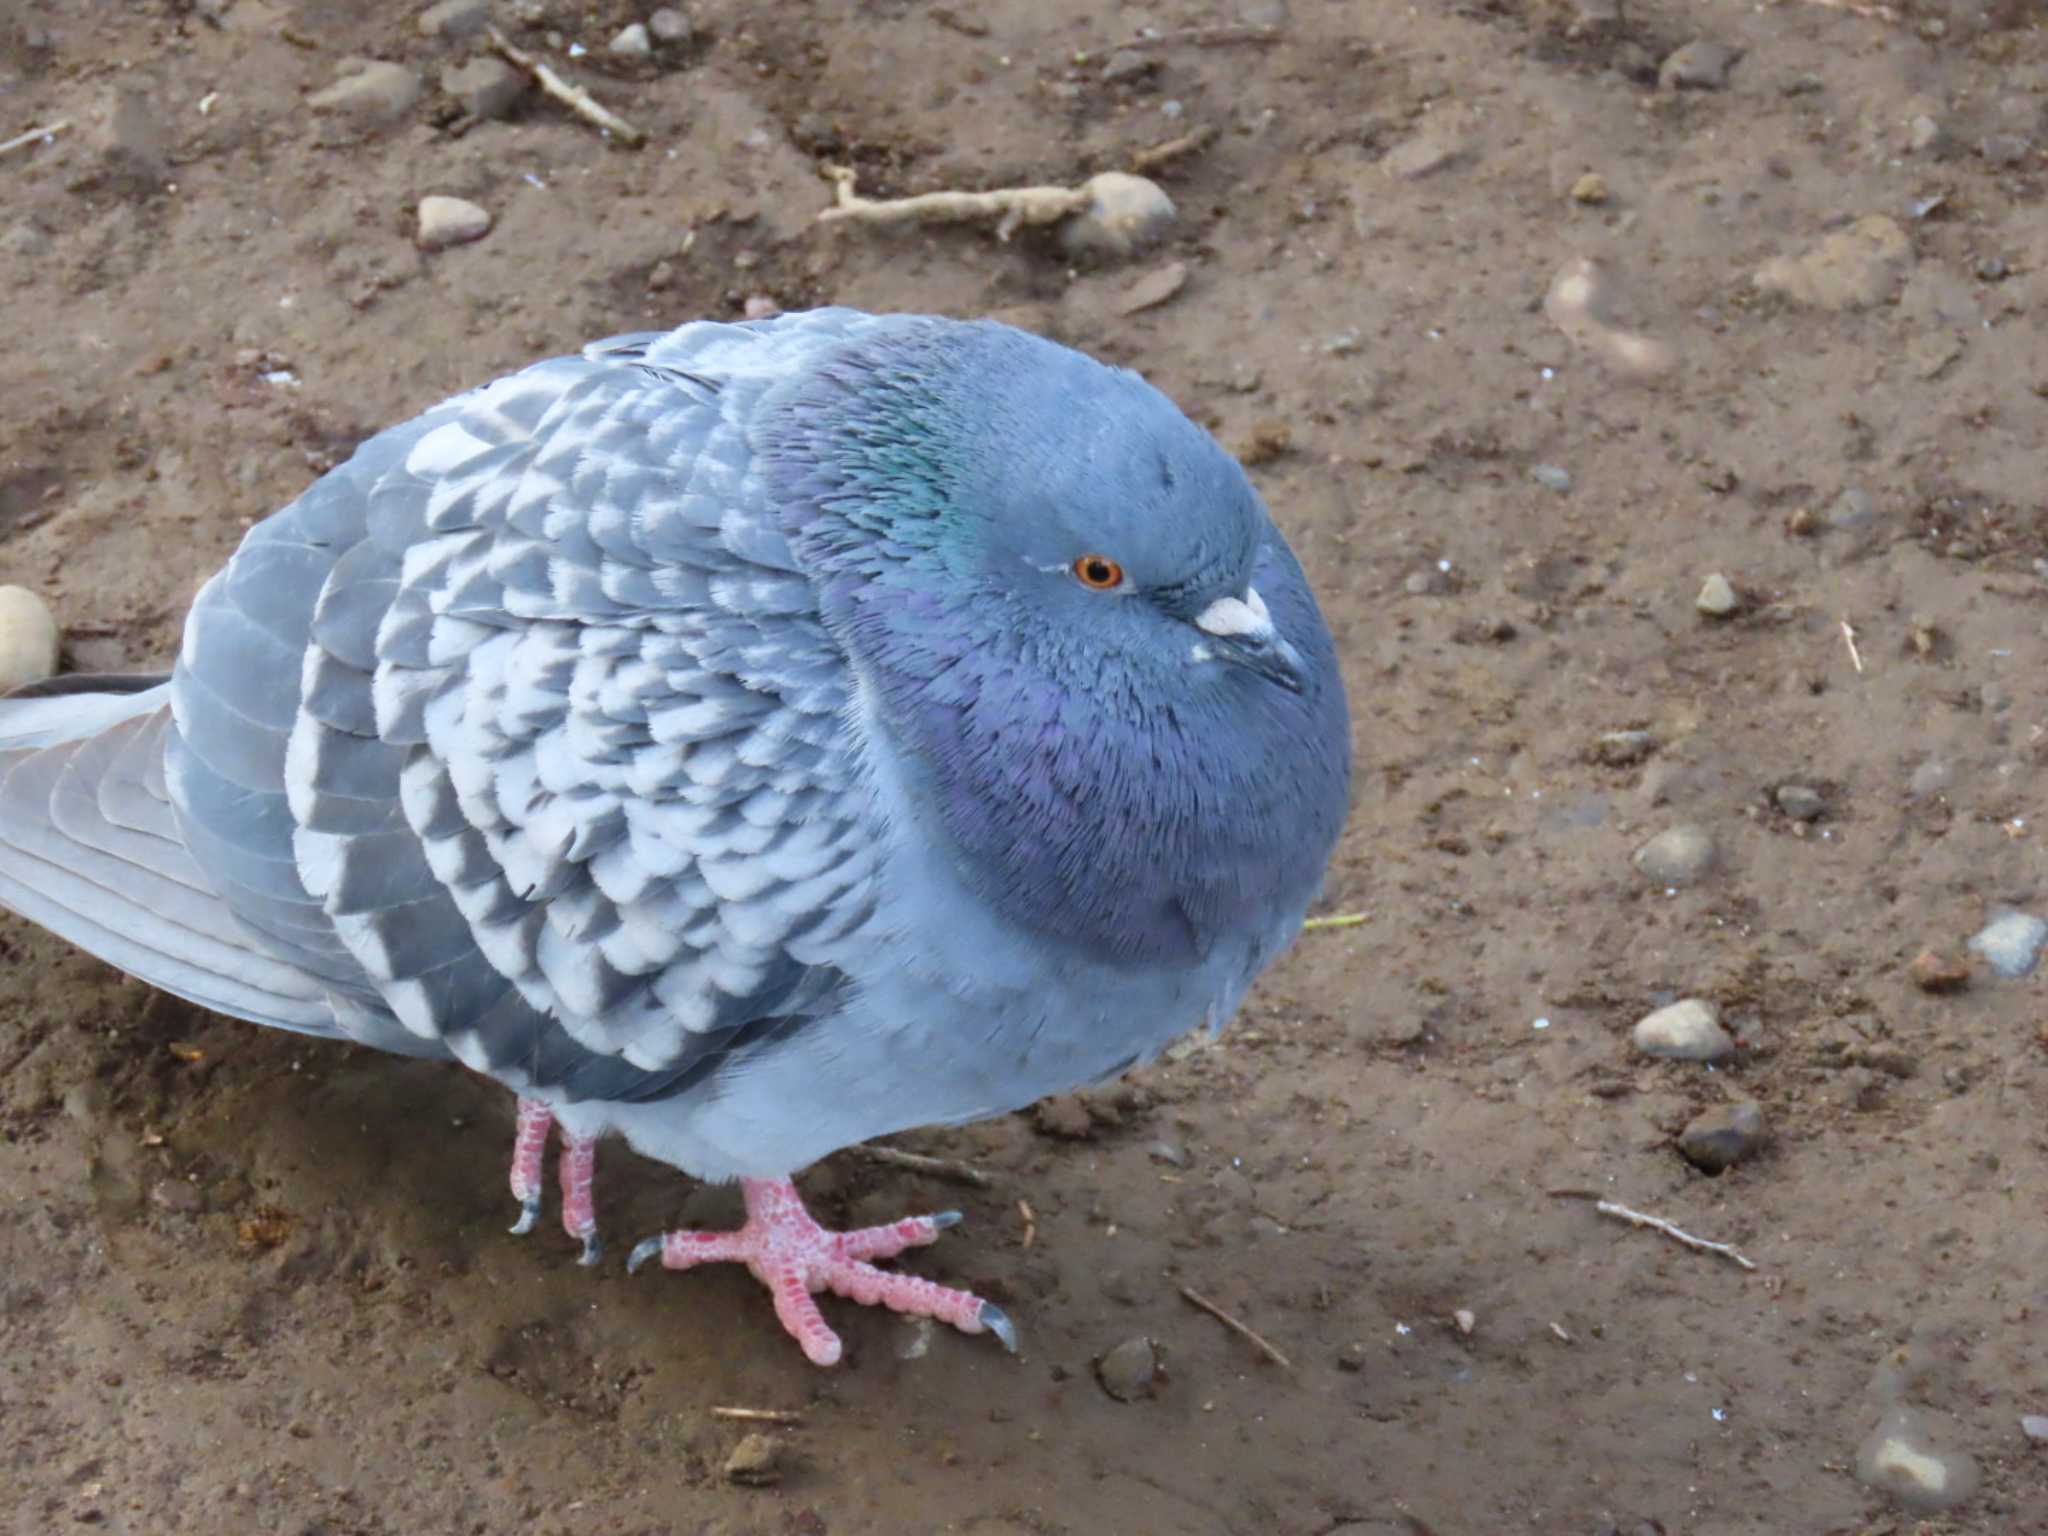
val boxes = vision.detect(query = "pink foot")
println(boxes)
[627,1177,1018,1367]
[505,1097,604,1266]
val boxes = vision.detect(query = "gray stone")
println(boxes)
[1774,784,1825,821]
[648,6,692,43]
[1101,49,1156,84]
[1827,487,1876,529]
[723,1432,781,1485]
[1966,910,2047,979]
[308,61,422,125]
[1677,1100,1766,1172]
[1856,1406,1979,1512]
[1695,572,1739,617]
[0,587,60,694]
[1633,824,1717,885]
[1907,757,1952,798]
[1594,730,1658,766]
[417,0,491,38]
[1095,1336,1160,1402]
[97,87,170,193]
[1529,463,1572,494]
[1980,134,2033,167]
[1907,114,1947,154]
[1755,216,1913,311]
[609,21,652,56]
[416,195,492,250]
[2022,1414,2048,1443]
[1060,172,1175,260]
[441,56,526,119]
[1660,40,1740,91]
[1383,129,1465,180]
[1632,998,1733,1062]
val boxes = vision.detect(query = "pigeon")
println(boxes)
[0,309,1351,1365]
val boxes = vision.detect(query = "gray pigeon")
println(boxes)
[0,310,1350,1365]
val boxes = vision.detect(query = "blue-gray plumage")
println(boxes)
[0,310,1350,1364]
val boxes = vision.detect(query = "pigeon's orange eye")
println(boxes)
[1072,554,1124,590]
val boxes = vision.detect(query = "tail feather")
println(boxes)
[0,683,340,1034]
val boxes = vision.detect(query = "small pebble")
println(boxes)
[1592,729,1657,766]
[723,1433,781,1486]
[1909,949,1970,994]
[1632,823,1717,885]
[1095,1336,1160,1402]
[1632,998,1732,1062]
[1033,1095,1094,1140]
[1115,261,1187,316]
[1907,757,1952,798]
[1979,134,2033,167]
[417,0,492,38]
[416,195,492,250]
[1659,40,1740,91]
[648,6,693,43]
[1383,131,1464,180]
[440,57,525,119]
[1529,463,1572,494]
[1856,1407,1979,1512]
[1060,172,1176,260]
[0,587,61,693]
[1773,784,1824,821]
[609,22,652,56]
[1147,1140,1189,1167]
[1101,49,1156,84]
[2022,1414,2048,1443]
[1907,114,1947,155]
[1966,910,2048,979]
[1452,1309,1476,1335]
[1569,172,1609,205]
[307,61,423,125]
[1695,572,1739,617]
[1676,1099,1767,1173]
[1403,569,1450,597]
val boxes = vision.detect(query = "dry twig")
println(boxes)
[709,1406,804,1424]
[1302,912,1368,932]
[854,1142,996,1189]
[488,28,647,147]
[1839,617,1864,674]
[0,121,70,156]
[1180,1285,1292,1368]
[816,164,1087,241]
[1125,25,1283,49]
[1795,0,1896,19]
[1130,124,1216,174]
[1594,1199,1758,1271]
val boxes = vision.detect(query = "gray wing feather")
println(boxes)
[161,307,893,1102]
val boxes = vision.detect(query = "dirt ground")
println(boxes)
[4,0,2048,1531]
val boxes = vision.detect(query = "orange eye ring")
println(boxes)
[1072,554,1125,590]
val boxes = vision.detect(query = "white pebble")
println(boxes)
[1696,571,1739,616]
[2022,1414,2048,1443]
[609,21,652,55]
[416,195,492,250]
[1967,909,2048,978]
[1631,998,1732,1062]
[1060,172,1175,260]
[0,587,60,694]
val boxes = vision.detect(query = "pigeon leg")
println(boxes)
[627,1176,1018,1367]
[558,1125,602,1266]
[507,1097,553,1235]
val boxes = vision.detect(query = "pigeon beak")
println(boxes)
[1193,587,1305,694]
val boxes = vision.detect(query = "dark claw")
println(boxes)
[509,1196,541,1236]
[978,1301,1019,1354]
[627,1235,665,1274]
[577,1232,603,1268]
[929,1210,963,1230]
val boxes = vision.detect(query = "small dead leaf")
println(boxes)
[1115,260,1187,316]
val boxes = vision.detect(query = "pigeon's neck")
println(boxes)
[855,598,1340,967]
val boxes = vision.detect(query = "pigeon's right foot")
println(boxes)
[505,1097,603,1264]
[627,1175,1018,1367]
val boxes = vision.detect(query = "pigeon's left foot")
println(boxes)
[627,1176,1018,1367]
[505,1097,603,1265]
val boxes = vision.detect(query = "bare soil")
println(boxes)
[4,1,2047,1532]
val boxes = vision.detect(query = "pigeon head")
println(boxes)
[759,315,1350,966]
